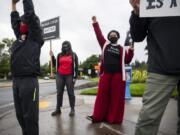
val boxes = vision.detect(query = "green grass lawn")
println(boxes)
[81,88,97,95]
[80,83,178,97]
[90,77,99,82]
[130,83,145,97]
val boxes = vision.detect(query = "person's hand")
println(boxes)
[49,50,54,56]
[92,16,97,23]
[129,0,140,15]
[129,43,134,51]
[21,34,27,41]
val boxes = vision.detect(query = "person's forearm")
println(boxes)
[51,55,56,67]
[125,49,134,64]
[129,12,148,42]
[93,22,106,47]
[12,2,16,11]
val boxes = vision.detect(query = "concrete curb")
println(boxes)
[0,110,13,120]
[0,80,56,88]
[74,82,98,90]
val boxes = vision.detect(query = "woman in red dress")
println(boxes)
[87,16,134,124]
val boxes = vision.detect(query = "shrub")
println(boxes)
[132,70,147,83]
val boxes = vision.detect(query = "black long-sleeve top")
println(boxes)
[130,12,180,75]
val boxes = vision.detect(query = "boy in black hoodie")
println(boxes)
[11,0,44,135]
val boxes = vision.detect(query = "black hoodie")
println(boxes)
[11,0,44,77]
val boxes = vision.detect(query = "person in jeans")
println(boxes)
[87,16,134,124]
[10,0,44,135]
[129,0,180,134]
[50,41,78,117]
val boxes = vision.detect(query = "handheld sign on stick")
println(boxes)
[140,0,180,17]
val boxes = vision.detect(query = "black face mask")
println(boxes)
[109,37,118,44]
[62,45,70,54]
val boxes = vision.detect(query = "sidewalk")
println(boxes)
[0,90,177,135]
[0,79,55,88]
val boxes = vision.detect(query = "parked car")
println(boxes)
[44,76,50,80]
[81,75,89,79]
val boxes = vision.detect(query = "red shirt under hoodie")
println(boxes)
[58,55,73,75]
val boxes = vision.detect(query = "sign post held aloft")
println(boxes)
[41,17,60,78]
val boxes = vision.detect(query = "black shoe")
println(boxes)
[69,109,75,117]
[86,115,93,122]
[51,110,61,116]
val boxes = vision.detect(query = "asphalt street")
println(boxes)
[0,79,90,116]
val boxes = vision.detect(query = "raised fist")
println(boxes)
[92,16,97,23]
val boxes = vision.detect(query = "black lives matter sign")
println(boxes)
[140,0,180,17]
[41,17,60,41]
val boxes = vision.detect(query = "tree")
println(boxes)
[0,38,15,79]
[131,59,147,70]
[40,63,50,77]
[79,54,100,77]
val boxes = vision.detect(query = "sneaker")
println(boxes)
[69,109,75,117]
[51,110,61,116]
[86,115,93,122]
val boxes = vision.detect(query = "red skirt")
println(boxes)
[92,73,126,124]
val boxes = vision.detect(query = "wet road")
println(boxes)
[0,96,177,135]
[0,80,177,135]
[0,79,90,115]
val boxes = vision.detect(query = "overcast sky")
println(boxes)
[0,0,147,65]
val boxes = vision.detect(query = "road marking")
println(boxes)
[0,101,51,110]
[39,101,50,109]
[99,123,127,135]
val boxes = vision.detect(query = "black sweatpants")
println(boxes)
[12,77,39,135]
[56,74,75,110]
[177,81,180,134]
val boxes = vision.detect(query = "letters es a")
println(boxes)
[146,0,163,9]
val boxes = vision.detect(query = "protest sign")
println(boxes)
[140,0,180,17]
